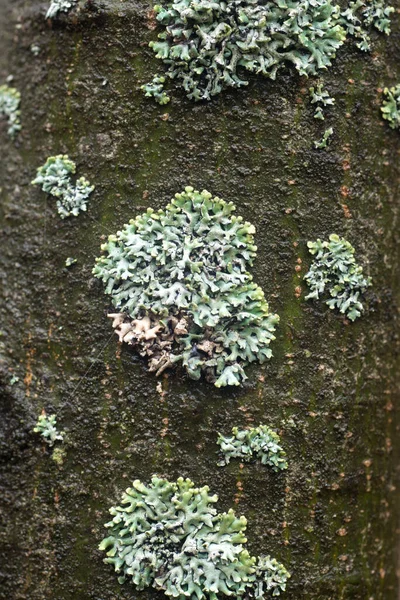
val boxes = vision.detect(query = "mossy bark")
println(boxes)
[0,1,399,599]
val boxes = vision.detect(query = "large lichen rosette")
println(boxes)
[99,476,290,599]
[93,187,279,387]
[146,0,393,102]
[149,0,346,101]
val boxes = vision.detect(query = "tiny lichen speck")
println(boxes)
[314,126,333,149]
[34,413,63,446]
[32,155,94,219]
[93,186,279,387]
[144,0,393,101]
[381,84,400,130]
[99,476,290,599]
[304,234,372,321]
[217,425,288,471]
[46,0,78,19]
[0,84,21,138]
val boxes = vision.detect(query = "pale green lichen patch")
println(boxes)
[46,0,78,19]
[148,0,393,101]
[217,425,288,471]
[52,446,66,465]
[32,155,94,219]
[340,0,394,50]
[0,84,21,138]
[93,187,279,387]
[381,84,400,130]
[99,476,290,599]
[141,75,171,105]
[314,127,333,149]
[34,412,63,447]
[309,83,335,120]
[304,234,372,321]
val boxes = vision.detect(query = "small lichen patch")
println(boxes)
[52,446,66,465]
[46,0,78,19]
[314,127,333,149]
[304,234,372,321]
[217,425,288,471]
[34,412,63,446]
[309,83,335,120]
[99,476,290,599]
[93,187,279,387]
[0,84,21,138]
[340,0,394,50]
[32,155,94,219]
[142,75,171,105]
[381,84,400,130]
[148,0,393,101]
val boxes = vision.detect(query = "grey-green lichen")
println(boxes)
[381,84,400,130]
[0,84,21,138]
[33,412,63,447]
[99,476,290,599]
[93,186,279,387]
[32,155,94,219]
[304,234,372,321]
[340,0,394,50]
[314,126,333,149]
[148,0,393,101]
[309,83,335,120]
[217,426,288,471]
[46,0,78,19]
[142,75,171,105]
[65,257,77,267]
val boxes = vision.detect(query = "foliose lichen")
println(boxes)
[314,126,333,149]
[304,234,372,321]
[141,75,171,105]
[217,425,288,471]
[147,0,393,101]
[99,476,290,599]
[46,0,78,19]
[0,84,21,138]
[309,83,335,120]
[93,186,279,387]
[33,412,64,447]
[381,84,400,130]
[32,155,94,219]
[340,0,394,50]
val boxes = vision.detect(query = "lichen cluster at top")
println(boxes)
[46,0,78,19]
[0,84,21,138]
[381,84,400,130]
[146,0,393,101]
[32,155,94,219]
[217,425,288,471]
[93,187,279,387]
[304,234,372,321]
[99,476,289,599]
[34,413,63,446]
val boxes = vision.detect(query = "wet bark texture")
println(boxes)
[1,0,400,599]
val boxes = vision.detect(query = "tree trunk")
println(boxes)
[0,1,399,599]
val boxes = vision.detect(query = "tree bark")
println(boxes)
[0,1,399,599]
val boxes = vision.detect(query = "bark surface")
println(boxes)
[0,1,399,599]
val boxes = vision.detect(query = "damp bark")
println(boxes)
[0,1,399,599]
